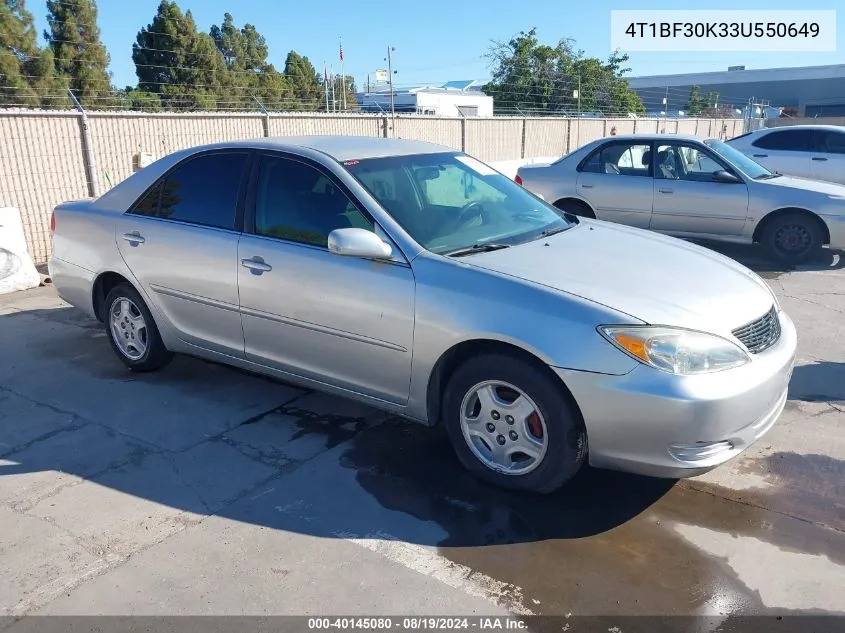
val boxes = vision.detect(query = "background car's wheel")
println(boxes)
[104,283,173,372]
[762,212,823,264]
[553,199,595,219]
[442,353,587,494]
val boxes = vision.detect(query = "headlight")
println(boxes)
[598,326,750,375]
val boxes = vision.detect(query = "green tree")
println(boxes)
[482,28,644,116]
[132,0,224,110]
[685,85,704,116]
[284,51,321,110]
[328,73,357,111]
[44,0,111,107]
[210,13,292,110]
[1,0,68,108]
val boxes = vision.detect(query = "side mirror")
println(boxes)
[328,228,393,259]
[713,170,741,184]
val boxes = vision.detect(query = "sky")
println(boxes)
[29,0,845,92]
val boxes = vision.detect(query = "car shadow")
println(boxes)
[788,360,845,405]
[0,306,675,552]
[686,239,845,276]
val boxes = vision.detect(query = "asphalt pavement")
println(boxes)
[0,242,843,625]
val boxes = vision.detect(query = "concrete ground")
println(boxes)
[1,242,844,624]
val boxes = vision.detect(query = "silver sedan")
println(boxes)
[516,134,845,264]
[49,136,796,493]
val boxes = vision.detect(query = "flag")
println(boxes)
[324,63,329,84]
[339,38,344,62]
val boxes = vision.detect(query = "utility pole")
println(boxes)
[386,46,396,135]
[664,86,669,132]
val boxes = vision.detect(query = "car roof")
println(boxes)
[178,135,455,161]
[751,124,845,133]
[593,133,714,143]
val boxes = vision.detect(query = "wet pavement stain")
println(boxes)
[340,421,799,616]
[685,452,845,537]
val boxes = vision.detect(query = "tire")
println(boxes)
[762,212,823,264]
[442,353,587,494]
[554,199,595,219]
[103,283,173,372]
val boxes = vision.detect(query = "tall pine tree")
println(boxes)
[1,0,68,108]
[133,1,225,110]
[210,13,292,111]
[283,51,321,110]
[44,0,111,107]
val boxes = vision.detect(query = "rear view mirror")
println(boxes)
[713,170,741,184]
[416,167,441,181]
[328,228,393,260]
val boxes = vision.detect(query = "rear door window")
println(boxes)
[130,152,249,230]
[580,142,651,177]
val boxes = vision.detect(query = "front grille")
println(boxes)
[731,306,781,354]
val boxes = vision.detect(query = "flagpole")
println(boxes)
[330,64,334,112]
[324,62,329,112]
[340,37,346,111]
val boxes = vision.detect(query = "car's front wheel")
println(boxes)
[442,353,587,493]
[104,283,173,372]
[762,212,823,264]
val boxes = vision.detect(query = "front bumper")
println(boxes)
[554,310,797,478]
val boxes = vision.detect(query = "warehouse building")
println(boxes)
[626,64,845,117]
[358,80,493,117]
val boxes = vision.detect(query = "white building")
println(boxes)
[358,80,494,117]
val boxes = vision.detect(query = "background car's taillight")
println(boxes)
[50,211,56,235]
[514,174,523,185]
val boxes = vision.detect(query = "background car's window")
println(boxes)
[752,129,810,152]
[131,152,248,230]
[656,144,728,182]
[580,143,650,176]
[815,131,845,154]
[253,156,373,247]
[345,152,574,255]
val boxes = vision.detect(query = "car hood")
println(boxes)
[462,220,776,336]
[759,174,845,198]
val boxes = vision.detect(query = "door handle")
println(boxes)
[752,154,768,158]
[658,188,673,194]
[241,257,272,274]
[812,157,828,161]
[580,183,594,189]
[121,231,145,245]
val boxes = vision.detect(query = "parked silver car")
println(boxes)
[49,136,796,493]
[516,134,845,263]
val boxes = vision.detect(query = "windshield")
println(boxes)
[343,152,575,255]
[704,139,772,179]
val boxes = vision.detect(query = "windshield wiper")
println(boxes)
[443,243,511,257]
[755,172,782,180]
[538,226,568,238]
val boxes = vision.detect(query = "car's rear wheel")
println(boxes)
[554,199,595,219]
[104,283,173,372]
[442,353,587,493]
[762,212,823,264]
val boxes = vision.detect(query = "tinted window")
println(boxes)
[580,142,651,177]
[253,156,373,247]
[815,131,845,154]
[132,152,248,230]
[752,130,810,151]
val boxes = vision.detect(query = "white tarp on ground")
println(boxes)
[0,207,41,294]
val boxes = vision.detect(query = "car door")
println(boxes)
[575,140,653,229]
[116,150,250,357]
[650,142,749,236]
[810,129,845,185]
[748,129,812,178]
[237,151,415,405]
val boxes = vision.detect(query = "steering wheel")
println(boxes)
[454,201,488,230]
